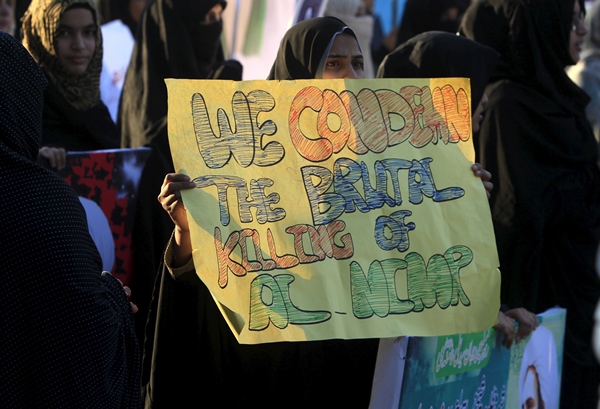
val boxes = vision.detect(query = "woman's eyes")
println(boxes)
[55,28,97,38]
[353,61,365,70]
[201,10,222,25]
[325,59,364,70]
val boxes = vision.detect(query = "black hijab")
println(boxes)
[118,0,241,169]
[267,16,359,80]
[0,32,140,408]
[377,30,499,114]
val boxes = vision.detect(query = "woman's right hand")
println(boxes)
[158,173,197,266]
[505,307,539,343]
[494,308,539,348]
[157,173,196,232]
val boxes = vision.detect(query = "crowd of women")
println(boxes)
[1,0,599,407]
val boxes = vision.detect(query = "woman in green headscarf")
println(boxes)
[21,0,121,152]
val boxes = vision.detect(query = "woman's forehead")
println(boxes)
[328,33,362,56]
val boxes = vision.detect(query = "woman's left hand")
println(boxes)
[472,163,493,199]
[38,146,67,170]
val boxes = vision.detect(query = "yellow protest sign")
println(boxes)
[166,78,500,344]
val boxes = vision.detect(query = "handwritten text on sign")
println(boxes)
[166,78,500,344]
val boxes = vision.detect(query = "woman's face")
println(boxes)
[0,0,15,36]
[54,8,97,76]
[472,93,488,133]
[569,0,587,63]
[322,33,365,79]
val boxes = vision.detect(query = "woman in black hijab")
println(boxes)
[118,0,243,347]
[142,17,378,409]
[267,15,363,80]
[377,30,539,348]
[0,31,140,408]
[460,1,600,406]
[119,0,241,171]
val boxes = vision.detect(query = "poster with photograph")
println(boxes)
[379,307,566,409]
[58,148,152,286]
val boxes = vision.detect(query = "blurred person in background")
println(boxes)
[0,0,15,35]
[97,0,151,122]
[395,0,471,46]
[568,0,600,159]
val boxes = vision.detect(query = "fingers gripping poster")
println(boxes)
[166,78,501,344]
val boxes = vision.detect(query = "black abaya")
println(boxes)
[0,31,140,409]
[142,259,378,408]
[460,0,600,406]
